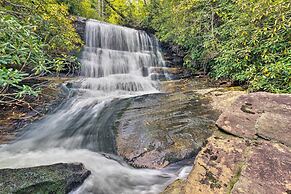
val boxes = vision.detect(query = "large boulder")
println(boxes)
[116,80,220,169]
[163,135,291,194]
[216,92,291,146]
[163,91,291,194]
[0,163,90,193]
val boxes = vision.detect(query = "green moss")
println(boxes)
[0,163,89,194]
[15,181,65,194]
[227,164,243,194]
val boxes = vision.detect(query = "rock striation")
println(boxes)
[163,91,291,194]
[115,79,220,169]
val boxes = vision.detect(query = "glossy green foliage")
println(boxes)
[106,0,147,25]
[143,0,291,93]
[58,0,103,19]
[214,0,291,93]
[0,15,45,97]
[0,15,46,71]
[0,0,82,99]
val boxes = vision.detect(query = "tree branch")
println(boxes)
[103,0,131,22]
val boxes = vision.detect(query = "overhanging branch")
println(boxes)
[103,0,131,23]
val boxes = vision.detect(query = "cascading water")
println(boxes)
[0,20,190,194]
[79,20,165,97]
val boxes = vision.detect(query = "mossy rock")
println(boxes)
[0,163,90,194]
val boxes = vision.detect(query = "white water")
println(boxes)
[0,20,190,194]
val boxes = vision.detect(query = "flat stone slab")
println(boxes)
[116,80,220,169]
[0,163,90,193]
[216,92,291,146]
[163,91,291,194]
[231,142,291,194]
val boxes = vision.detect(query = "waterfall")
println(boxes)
[79,20,165,95]
[0,20,187,194]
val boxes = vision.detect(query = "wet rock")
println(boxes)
[163,68,192,80]
[149,67,192,81]
[0,163,91,193]
[115,80,220,169]
[73,16,87,41]
[216,92,291,146]
[0,77,72,144]
[160,42,186,67]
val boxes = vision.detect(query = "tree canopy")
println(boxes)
[0,0,82,104]
[142,0,291,93]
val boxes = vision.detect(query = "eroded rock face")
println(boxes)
[183,135,249,194]
[0,163,91,193]
[164,133,291,194]
[216,92,291,146]
[115,80,220,169]
[160,42,185,67]
[163,91,291,194]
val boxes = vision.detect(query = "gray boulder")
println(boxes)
[0,163,90,194]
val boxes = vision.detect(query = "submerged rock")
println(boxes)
[0,163,90,193]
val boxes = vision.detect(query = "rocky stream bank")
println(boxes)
[163,84,291,194]
[0,19,290,192]
[1,70,290,193]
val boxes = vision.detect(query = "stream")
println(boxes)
[0,20,191,193]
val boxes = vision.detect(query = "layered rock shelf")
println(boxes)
[163,87,291,194]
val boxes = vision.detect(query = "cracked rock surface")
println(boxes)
[163,91,291,194]
[216,92,291,146]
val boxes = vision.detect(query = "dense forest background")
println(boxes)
[0,0,290,107]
